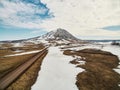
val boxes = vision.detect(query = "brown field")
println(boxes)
[64,49,120,90]
[0,49,14,57]
[0,53,36,78]
[0,43,46,90]
[6,51,48,90]
[0,43,44,57]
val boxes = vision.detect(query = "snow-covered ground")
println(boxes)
[32,47,84,90]
[102,45,120,74]
[102,45,120,58]
[31,44,120,90]
[12,43,24,47]
[61,44,103,51]
[63,44,120,74]
[85,44,120,75]
[5,50,42,57]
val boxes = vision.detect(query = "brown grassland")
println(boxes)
[0,43,47,90]
[64,48,120,90]
[6,51,48,90]
[0,43,44,57]
[0,53,36,79]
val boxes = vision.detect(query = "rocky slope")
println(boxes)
[41,28,79,41]
[25,28,81,45]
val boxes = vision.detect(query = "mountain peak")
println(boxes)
[27,28,81,44]
[55,28,66,32]
[42,28,79,41]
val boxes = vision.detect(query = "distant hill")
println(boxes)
[0,28,81,45]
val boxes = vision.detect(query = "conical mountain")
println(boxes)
[41,28,79,41]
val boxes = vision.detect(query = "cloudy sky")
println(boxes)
[0,0,120,40]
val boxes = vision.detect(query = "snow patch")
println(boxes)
[62,44,102,51]
[72,55,86,65]
[12,43,24,47]
[77,61,86,65]
[113,69,120,74]
[14,50,23,53]
[5,50,42,57]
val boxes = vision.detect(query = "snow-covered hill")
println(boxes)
[41,28,79,41]
[26,28,81,45]
[0,28,81,47]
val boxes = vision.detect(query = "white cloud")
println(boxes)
[40,0,120,39]
[0,0,48,28]
[0,0,120,39]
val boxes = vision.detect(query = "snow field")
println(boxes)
[32,47,85,90]
[32,44,120,89]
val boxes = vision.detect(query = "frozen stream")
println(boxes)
[32,44,120,89]
[32,47,84,90]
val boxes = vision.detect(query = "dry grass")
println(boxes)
[64,49,120,90]
[64,49,119,68]
[70,60,80,64]
[0,49,14,57]
[0,43,13,48]
[6,51,48,90]
[76,62,120,90]
[0,43,44,57]
[0,43,46,90]
[0,54,36,78]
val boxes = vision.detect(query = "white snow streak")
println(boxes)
[5,50,42,57]
[13,43,24,47]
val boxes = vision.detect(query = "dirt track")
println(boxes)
[0,48,48,90]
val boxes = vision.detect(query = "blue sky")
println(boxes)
[0,0,120,41]
[102,25,120,31]
[0,24,47,40]
[0,0,51,40]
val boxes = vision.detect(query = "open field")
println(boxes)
[6,50,48,90]
[0,43,47,90]
[0,43,44,57]
[0,53,36,79]
[64,48,120,90]
[0,43,45,78]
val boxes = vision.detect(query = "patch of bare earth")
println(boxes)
[64,49,120,90]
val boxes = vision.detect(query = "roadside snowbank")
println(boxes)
[32,47,84,90]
